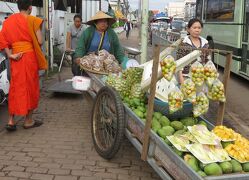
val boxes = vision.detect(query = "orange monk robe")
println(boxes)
[0,13,46,116]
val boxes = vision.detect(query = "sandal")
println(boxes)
[5,124,17,132]
[23,120,43,129]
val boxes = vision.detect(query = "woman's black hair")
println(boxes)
[187,18,203,28]
[17,0,32,11]
[74,14,82,21]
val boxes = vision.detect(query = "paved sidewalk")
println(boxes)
[0,30,161,180]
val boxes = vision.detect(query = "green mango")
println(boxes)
[174,129,186,135]
[170,121,184,131]
[133,109,144,118]
[159,116,170,126]
[153,112,163,120]
[162,126,175,136]
[219,161,232,174]
[197,171,207,177]
[180,117,196,126]
[242,162,249,172]
[184,154,200,172]
[152,119,161,132]
[204,163,223,176]
[137,106,146,113]
[230,159,243,173]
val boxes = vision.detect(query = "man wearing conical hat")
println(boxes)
[74,11,139,70]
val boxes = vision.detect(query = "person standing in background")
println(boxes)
[176,18,209,84]
[124,21,132,39]
[0,0,47,131]
[66,14,84,76]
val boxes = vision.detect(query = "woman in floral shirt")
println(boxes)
[176,18,210,84]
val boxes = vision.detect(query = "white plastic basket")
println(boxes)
[72,76,91,91]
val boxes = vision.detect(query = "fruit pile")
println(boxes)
[208,79,226,102]
[106,67,144,99]
[180,79,196,103]
[123,97,147,121]
[160,55,177,81]
[213,126,236,141]
[168,90,184,113]
[213,126,249,163]
[193,92,209,117]
[190,61,205,86]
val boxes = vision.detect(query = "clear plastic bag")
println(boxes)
[190,61,205,87]
[207,79,226,102]
[168,87,184,114]
[180,79,196,103]
[160,55,176,81]
[193,92,209,117]
[204,60,218,87]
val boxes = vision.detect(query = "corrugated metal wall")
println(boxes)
[82,0,100,23]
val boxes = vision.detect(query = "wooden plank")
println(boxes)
[216,53,232,125]
[141,45,160,160]
[154,147,192,180]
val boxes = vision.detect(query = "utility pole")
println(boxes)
[43,0,50,71]
[140,0,149,63]
[138,0,141,39]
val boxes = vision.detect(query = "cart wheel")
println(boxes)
[91,86,125,159]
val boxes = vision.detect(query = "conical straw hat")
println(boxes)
[86,11,116,25]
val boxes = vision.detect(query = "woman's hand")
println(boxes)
[75,58,81,65]
[9,52,23,61]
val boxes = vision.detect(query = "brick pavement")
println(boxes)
[0,30,161,180]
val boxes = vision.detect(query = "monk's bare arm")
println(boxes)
[35,29,43,45]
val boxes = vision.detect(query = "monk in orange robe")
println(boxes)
[0,0,47,131]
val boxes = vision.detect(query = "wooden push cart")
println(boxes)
[86,44,249,180]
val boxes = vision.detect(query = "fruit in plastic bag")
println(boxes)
[181,79,196,103]
[193,92,209,117]
[204,60,218,87]
[204,60,218,80]
[208,79,226,102]
[160,55,176,81]
[168,87,184,114]
[190,61,205,86]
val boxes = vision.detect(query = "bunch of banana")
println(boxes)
[212,126,236,141]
